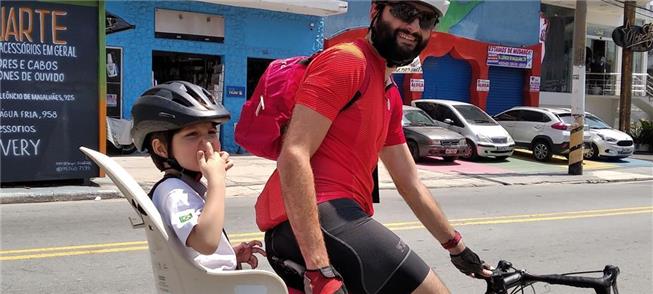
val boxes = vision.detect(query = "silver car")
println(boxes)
[402,106,467,162]
[557,112,634,160]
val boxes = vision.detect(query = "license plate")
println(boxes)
[618,149,631,154]
[445,149,457,155]
[496,146,511,151]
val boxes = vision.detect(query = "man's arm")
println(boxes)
[379,144,466,254]
[277,104,332,270]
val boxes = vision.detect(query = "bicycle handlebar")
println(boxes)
[485,260,620,294]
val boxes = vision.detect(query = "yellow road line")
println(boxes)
[2,206,651,261]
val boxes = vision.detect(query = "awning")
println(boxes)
[106,11,135,34]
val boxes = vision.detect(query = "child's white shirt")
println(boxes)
[152,177,237,271]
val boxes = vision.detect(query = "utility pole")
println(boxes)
[569,0,586,175]
[618,1,636,133]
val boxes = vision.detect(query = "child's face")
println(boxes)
[171,122,220,172]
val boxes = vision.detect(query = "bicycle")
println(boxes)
[485,260,620,294]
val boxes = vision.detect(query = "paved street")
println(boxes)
[1,181,652,293]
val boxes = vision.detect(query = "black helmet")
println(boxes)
[131,80,231,151]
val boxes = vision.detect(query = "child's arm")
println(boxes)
[186,142,228,255]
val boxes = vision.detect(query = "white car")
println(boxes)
[494,107,591,162]
[556,111,634,159]
[412,99,515,160]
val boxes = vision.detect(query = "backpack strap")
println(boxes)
[148,173,180,199]
[341,39,374,112]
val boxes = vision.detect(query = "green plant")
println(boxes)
[629,120,653,145]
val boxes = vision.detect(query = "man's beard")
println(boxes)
[370,16,429,67]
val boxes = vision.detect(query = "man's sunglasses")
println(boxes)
[386,2,439,30]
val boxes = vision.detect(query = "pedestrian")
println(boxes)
[131,81,265,271]
[257,1,492,293]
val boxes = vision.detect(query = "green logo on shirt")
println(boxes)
[179,212,192,223]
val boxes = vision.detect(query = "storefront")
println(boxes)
[539,1,652,126]
[105,0,346,153]
[323,1,541,115]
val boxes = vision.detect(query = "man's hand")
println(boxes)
[450,247,493,279]
[304,265,347,294]
[233,240,266,269]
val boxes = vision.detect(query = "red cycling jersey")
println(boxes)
[255,39,405,231]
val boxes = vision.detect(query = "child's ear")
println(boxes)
[151,138,169,158]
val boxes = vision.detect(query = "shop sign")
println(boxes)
[410,79,424,92]
[487,45,533,69]
[529,76,540,92]
[611,23,653,52]
[0,1,100,183]
[394,57,422,73]
[476,79,490,92]
[226,86,245,98]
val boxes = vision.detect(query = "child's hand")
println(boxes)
[219,151,234,171]
[233,240,266,269]
[197,141,226,181]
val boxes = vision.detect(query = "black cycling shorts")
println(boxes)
[265,198,430,294]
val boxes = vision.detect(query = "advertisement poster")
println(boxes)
[410,78,424,92]
[529,76,541,92]
[487,45,533,69]
[0,1,99,183]
[106,47,122,117]
[476,79,490,92]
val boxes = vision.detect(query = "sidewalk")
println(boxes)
[2,154,652,204]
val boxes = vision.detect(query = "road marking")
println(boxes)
[2,206,651,261]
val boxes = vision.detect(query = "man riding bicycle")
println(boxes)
[257,1,492,293]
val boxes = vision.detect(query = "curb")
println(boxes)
[3,177,651,205]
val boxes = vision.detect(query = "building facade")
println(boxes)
[105,0,339,153]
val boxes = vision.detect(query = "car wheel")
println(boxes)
[461,139,478,161]
[443,156,457,162]
[532,140,553,162]
[495,156,509,161]
[407,140,420,162]
[584,143,600,160]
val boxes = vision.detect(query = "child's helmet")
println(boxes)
[131,80,231,152]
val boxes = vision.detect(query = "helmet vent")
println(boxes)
[158,112,176,119]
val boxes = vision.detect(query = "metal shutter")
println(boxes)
[391,73,405,98]
[422,54,471,102]
[486,66,525,115]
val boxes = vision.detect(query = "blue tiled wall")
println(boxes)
[106,1,322,152]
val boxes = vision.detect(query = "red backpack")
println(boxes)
[235,40,372,160]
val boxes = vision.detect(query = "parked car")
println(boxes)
[555,111,634,159]
[493,106,591,162]
[411,99,515,160]
[402,106,467,162]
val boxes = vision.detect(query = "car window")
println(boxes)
[453,105,497,125]
[586,115,611,129]
[495,110,520,121]
[402,110,437,126]
[435,105,464,127]
[414,102,439,120]
[557,113,574,125]
[521,110,549,122]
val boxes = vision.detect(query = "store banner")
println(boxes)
[476,79,490,92]
[0,1,99,183]
[487,45,533,69]
[410,79,424,92]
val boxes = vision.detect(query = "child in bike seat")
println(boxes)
[130,80,265,271]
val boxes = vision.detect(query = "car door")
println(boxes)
[494,110,521,141]
[439,104,465,134]
[519,110,547,143]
